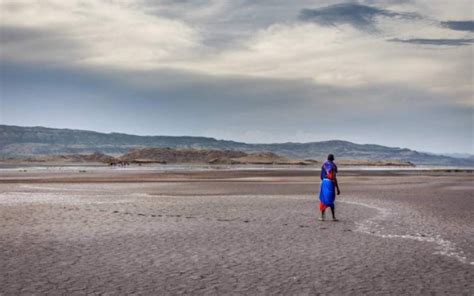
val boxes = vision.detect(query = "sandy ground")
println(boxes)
[0,167,473,295]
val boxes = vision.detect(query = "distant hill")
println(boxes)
[120,148,306,165]
[0,125,472,166]
[121,148,247,164]
[4,152,117,164]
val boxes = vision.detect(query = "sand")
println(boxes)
[0,167,473,295]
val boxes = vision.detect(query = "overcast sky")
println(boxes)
[1,0,473,153]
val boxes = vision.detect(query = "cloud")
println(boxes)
[441,20,474,32]
[298,3,419,32]
[1,1,471,100]
[406,0,473,20]
[0,0,473,153]
[389,38,474,46]
[1,0,470,89]
[0,26,48,44]
[361,0,413,5]
[0,0,203,68]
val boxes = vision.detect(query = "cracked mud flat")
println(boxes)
[0,168,473,295]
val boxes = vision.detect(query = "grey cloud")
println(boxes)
[138,0,322,49]
[0,25,87,64]
[388,38,474,46]
[299,3,419,32]
[441,20,474,32]
[361,0,413,5]
[0,26,60,44]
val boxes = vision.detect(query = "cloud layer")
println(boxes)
[441,21,474,32]
[1,0,473,153]
[299,3,419,32]
[389,38,474,46]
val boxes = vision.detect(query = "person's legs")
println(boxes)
[319,209,325,220]
[319,202,327,220]
[330,206,338,221]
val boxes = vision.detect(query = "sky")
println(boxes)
[0,0,473,154]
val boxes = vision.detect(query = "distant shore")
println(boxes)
[0,164,472,184]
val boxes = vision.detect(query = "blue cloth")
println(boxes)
[319,178,336,207]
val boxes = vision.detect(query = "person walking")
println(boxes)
[319,154,341,221]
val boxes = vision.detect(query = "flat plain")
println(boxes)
[1,167,473,295]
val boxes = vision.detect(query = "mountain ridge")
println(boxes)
[0,124,471,166]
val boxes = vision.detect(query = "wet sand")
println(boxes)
[1,168,473,295]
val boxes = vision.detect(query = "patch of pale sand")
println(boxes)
[19,184,110,192]
[0,191,133,205]
[445,185,474,191]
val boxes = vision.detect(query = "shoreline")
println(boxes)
[1,166,472,184]
[1,162,472,171]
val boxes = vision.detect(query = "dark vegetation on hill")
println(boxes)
[0,125,471,166]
